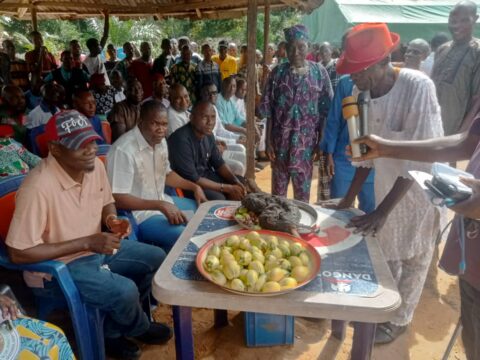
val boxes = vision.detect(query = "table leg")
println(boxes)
[214,309,229,328]
[351,322,376,360]
[331,320,347,341]
[172,306,194,360]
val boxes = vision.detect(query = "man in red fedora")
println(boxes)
[328,23,445,344]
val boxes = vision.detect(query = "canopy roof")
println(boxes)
[303,0,480,45]
[0,0,324,20]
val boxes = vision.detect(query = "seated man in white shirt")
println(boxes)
[200,83,246,176]
[110,70,126,103]
[107,100,207,253]
[167,83,190,136]
[25,83,64,129]
[142,74,170,109]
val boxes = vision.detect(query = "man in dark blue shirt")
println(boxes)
[167,101,246,200]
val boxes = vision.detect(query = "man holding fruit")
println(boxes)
[5,110,172,359]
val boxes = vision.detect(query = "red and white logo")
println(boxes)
[214,206,237,220]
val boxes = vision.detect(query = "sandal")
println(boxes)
[374,322,407,344]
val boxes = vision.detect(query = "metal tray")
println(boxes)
[196,229,321,296]
[234,199,318,234]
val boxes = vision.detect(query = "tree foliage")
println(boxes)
[0,9,300,57]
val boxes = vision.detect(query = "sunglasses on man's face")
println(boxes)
[209,91,218,96]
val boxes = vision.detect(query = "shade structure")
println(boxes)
[0,0,324,20]
[303,0,480,46]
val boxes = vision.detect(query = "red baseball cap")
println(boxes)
[336,23,400,75]
[44,110,101,150]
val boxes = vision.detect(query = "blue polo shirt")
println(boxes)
[319,75,374,183]
[216,93,245,127]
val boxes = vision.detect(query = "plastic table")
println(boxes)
[152,201,401,360]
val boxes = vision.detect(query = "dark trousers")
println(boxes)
[460,278,480,360]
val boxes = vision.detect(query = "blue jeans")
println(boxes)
[32,239,165,338]
[330,175,375,214]
[138,196,197,253]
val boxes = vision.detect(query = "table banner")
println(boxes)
[171,204,380,297]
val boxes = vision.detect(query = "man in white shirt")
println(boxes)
[167,84,190,136]
[329,23,444,344]
[142,74,170,108]
[25,83,63,130]
[110,70,126,103]
[81,11,109,85]
[107,100,207,253]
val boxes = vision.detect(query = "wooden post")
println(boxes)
[262,0,270,86]
[245,0,257,180]
[30,4,38,31]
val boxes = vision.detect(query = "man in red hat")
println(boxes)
[329,23,445,343]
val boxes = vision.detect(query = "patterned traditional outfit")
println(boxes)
[92,86,116,116]
[260,27,332,202]
[3,316,76,359]
[431,39,480,135]
[0,137,40,176]
[170,62,197,104]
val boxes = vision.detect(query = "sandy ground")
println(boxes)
[142,163,468,360]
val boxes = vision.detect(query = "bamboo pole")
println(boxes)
[262,0,270,87]
[245,0,257,180]
[30,4,37,30]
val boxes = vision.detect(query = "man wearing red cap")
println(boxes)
[260,24,333,203]
[330,23,444,343]
[6,110,173,359]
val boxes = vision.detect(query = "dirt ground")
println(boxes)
[144,163,468,360]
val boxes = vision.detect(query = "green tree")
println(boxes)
[0,8,300,58]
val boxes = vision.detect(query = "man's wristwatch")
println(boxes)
[220,183,225,193]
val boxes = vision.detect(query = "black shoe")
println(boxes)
[105,336,141,360]
[255,162,266,170]
[374,322,407,344]
[135,322,173,345]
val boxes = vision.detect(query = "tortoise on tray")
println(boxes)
[235,193,315,235]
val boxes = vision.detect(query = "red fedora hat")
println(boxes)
[336,23,400,75]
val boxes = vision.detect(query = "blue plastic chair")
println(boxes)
[0,175,105,360]
[26,125,45,155]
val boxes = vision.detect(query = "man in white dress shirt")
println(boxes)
[107,100,207,253]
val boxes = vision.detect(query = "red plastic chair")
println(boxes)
[35,132,49,158]
[0,124,14,138]
[101,122,112,145]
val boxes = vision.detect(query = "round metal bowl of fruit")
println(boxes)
[196,229,321,296]
[234,193,318,236]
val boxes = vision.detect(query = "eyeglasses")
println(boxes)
[208,91,218,96]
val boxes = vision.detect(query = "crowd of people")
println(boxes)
[1,0,480,359]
